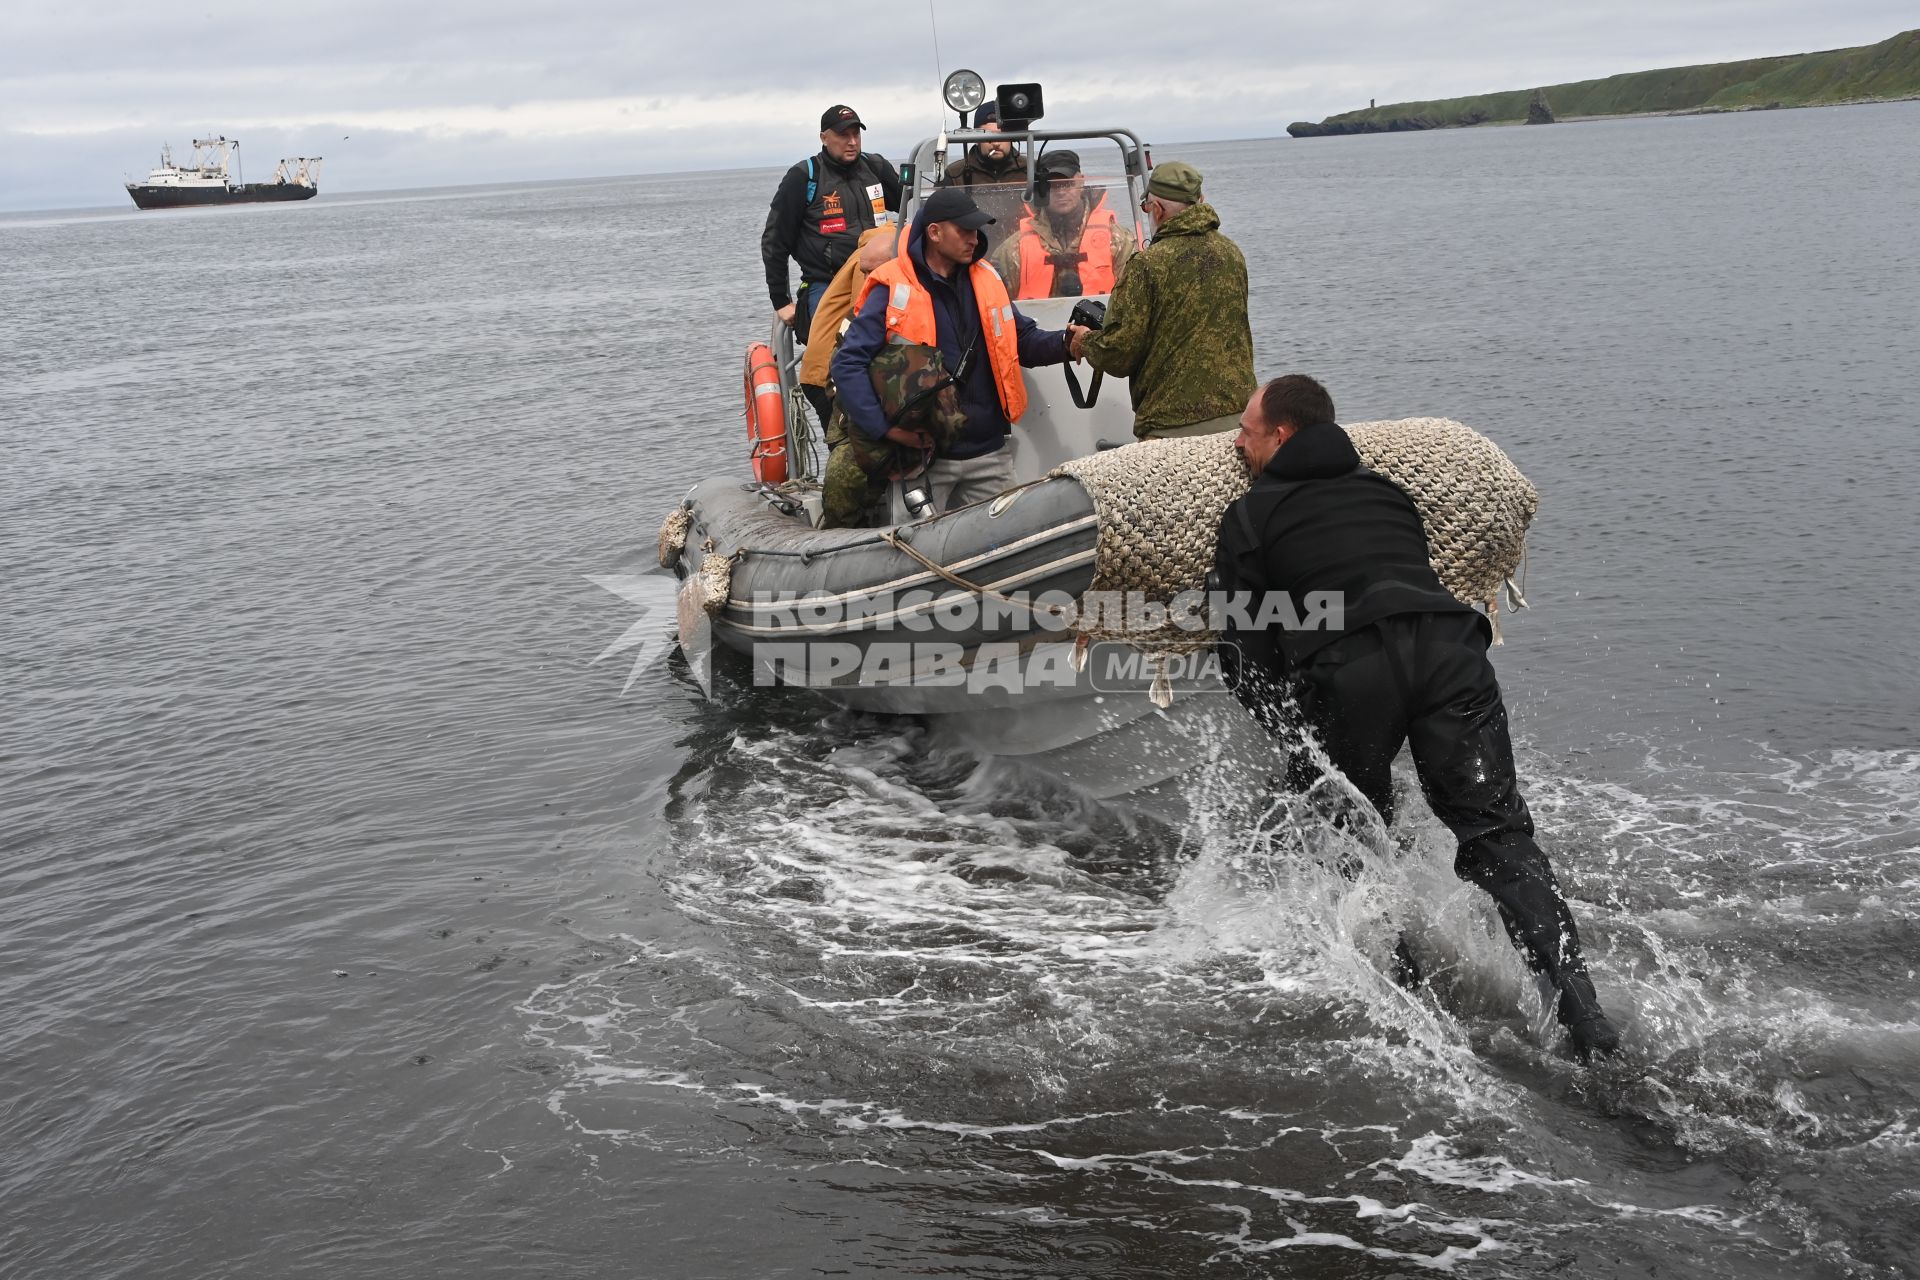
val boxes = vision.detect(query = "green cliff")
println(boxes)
[1288,28,1920,137]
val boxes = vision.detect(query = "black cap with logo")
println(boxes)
[820,105,865,133]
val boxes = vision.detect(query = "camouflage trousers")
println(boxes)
[821,423,927,529]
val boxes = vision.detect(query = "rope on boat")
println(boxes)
[658,509,746,619]
[877,529,1074,621]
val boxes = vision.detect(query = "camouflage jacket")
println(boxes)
[1080,202,1256,435]
[819,343,960,527]
[824,341,966,469]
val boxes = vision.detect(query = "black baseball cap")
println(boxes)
[920,187,995,229]
[820,104,865,132]
[1036,149,1081,179]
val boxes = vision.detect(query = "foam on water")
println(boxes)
[516,713,1920,1273]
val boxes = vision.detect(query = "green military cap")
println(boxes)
[1146,160,1204,203]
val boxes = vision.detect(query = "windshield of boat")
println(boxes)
[915,133,1146,301]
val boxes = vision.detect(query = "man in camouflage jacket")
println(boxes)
[1072,160,1256,439]
[987,150,1139,300]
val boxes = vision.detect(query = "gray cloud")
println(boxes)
[3,1,1912,210]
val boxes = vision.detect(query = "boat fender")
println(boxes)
[695,552,734,616]
[657,505,692,569]
[743,343,788,484]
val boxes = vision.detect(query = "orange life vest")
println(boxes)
[1015,201,1119,298]
[857,235,1028,423]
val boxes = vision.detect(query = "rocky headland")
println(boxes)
[1289,28,1920,137]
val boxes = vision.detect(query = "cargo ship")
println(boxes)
[124,137,322,210]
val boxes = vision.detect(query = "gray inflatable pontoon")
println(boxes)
[665,461,1283,810]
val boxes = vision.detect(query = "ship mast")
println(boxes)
[272,156,325,187]
[190,136,235,184]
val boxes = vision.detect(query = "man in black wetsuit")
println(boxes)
[1213,374,1621,1059]
[761,104,902,341]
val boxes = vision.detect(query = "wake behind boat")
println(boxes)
[125,137,322,210]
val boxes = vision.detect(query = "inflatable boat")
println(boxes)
[659,78,1536,815]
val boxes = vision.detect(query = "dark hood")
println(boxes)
[1263,420,1358,482]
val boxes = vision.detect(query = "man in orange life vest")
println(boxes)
[831,188,1087,521]
[990,150,1138,300]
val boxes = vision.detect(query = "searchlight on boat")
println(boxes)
[942,69,986,116]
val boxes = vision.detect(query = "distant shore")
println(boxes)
[1563,92,1920,121]
[1456,92,1920,130]
[1289,28,1920,138]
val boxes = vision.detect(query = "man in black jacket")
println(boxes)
[761,105,902,341]
[1214,374,1621,1060]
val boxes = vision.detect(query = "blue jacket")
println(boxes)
[831,205,1070,459]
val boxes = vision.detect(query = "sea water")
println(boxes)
[3,101,1918,1277]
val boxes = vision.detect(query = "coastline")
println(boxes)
[1558,90,1920,125]
[1288,29,1920,138]
[1291,89,1920,138]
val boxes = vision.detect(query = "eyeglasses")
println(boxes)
[1139,194,1154,212]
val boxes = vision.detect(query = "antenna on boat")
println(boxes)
[926,0,946,103]
[927,0,948,174]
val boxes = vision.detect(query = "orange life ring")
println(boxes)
[743,343,787,484]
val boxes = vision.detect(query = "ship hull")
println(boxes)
[125,183,318,210]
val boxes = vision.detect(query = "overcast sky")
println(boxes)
[2,1,1911,210]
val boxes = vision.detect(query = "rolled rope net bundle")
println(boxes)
[1053,431,1247,651]
[1346,417,1538,634]
[1052,420,1538,703]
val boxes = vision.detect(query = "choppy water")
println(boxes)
[4,102,1918,1278]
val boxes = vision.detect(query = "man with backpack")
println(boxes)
[761,105,902,340]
